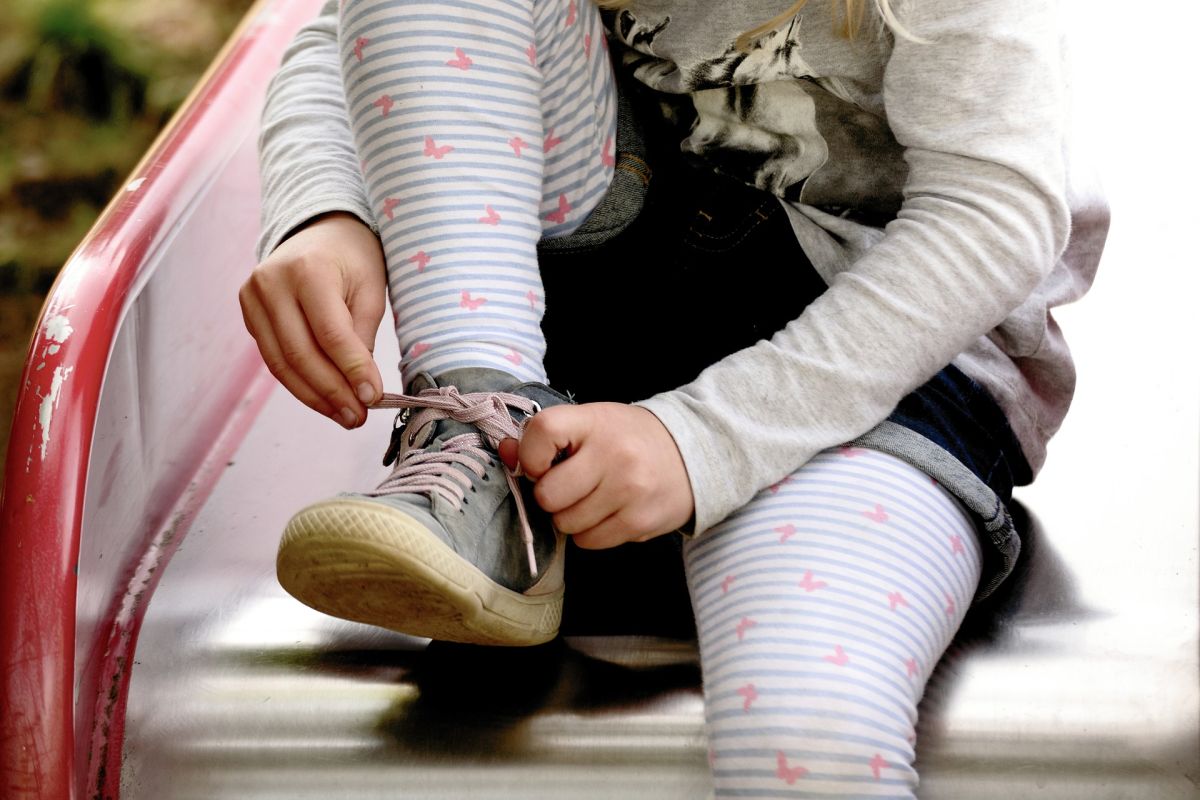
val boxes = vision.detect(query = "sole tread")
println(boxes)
[277,499,562,646]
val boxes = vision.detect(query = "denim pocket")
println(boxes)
[680,168,784,255]
[537,148,650,255]
[538,84,649,256]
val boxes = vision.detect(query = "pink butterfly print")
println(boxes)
[768,475,791,494]
[887,591,909,611]
[565,0,577,26]
[839,444,865,457]
[544,194,572,224]
[720,574,736,594]
[526,290,538,309]
[381,197,400,220]
[775,752,809,785]
[734,616,757,642]
[460,291,487,311]
[823,644,849,666]
[409,341,431,358]
[950,534,965,555]
[353,36,369,62]
[409,251,430,271]
[509,136,528,157]
[525,43,537,66]
[601,135,615,167]
[478,205,501,225]
[869,753,888,780]
[373,94,394,117]
[584,33,592,57]
[798,570,827,593]
[423,135,453,159]
[543,128,563,152]
[504,349,523,365]
[775,523,797,543]
[446,47,473,70]
[736,683,758,711]
[862,503,889,523]
[905,657,918,677]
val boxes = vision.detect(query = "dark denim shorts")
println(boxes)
[537,77,1030,637]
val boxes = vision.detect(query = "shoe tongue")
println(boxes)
[407,367,526,444]
[405,368,524,396]
[433,367,523,396]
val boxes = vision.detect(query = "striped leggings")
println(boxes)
[338,0,983,796]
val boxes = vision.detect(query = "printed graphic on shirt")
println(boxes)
[607,6,907,224]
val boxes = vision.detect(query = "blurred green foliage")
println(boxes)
[0,0,253,290]
[0,0,254,478]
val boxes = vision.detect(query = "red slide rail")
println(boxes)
[0,1,325,796]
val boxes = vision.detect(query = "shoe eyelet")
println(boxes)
[470,486,477,493]
[481,474,489,481]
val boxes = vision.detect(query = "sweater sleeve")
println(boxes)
[635,0,1072,535]
[256,0,375,261]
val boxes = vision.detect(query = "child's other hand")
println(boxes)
[500,403,695,549]
[239,212,387,428]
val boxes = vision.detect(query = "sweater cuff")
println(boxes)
[256,197,377,262]
[634,392,733,538]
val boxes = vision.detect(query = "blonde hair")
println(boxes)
[595,0,917,50]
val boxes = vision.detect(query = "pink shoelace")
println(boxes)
[366,386,543,577]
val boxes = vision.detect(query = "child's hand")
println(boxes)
[500,403,695,549]
[239,212,387,428]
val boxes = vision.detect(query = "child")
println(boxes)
[240,0,1105,795]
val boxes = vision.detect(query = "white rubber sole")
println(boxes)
[276,498,563,647]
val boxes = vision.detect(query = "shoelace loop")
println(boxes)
[367,387,543,577]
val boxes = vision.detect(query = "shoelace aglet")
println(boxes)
[504,467,539,579]
[525,538,539,579]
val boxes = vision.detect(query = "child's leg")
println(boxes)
[339,0,615,384]
[686,448,982,799]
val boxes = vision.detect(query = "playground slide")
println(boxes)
[2,0,1196,797]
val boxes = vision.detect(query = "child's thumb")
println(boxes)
[498,438,520,472]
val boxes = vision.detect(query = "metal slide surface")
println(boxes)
[2,0,1197,798]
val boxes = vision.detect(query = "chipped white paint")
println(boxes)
[47,344,60,355]
[43,314,74,344]
[126,177,147,192]
[38,365,74,461]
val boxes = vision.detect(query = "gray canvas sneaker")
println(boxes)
[277,368,572,646]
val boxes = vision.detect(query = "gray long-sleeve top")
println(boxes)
[258,0,1109,536]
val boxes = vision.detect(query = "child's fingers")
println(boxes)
[346,272,387,361]
[519,405,588,479]
[498,438,520,471]
[257,291,366,427]
[551,475,664,548]
[296,277,382,405]
[239,287,341,423]
[531,447,601,514]
[548,482,611,537]
[568,511,634,550]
